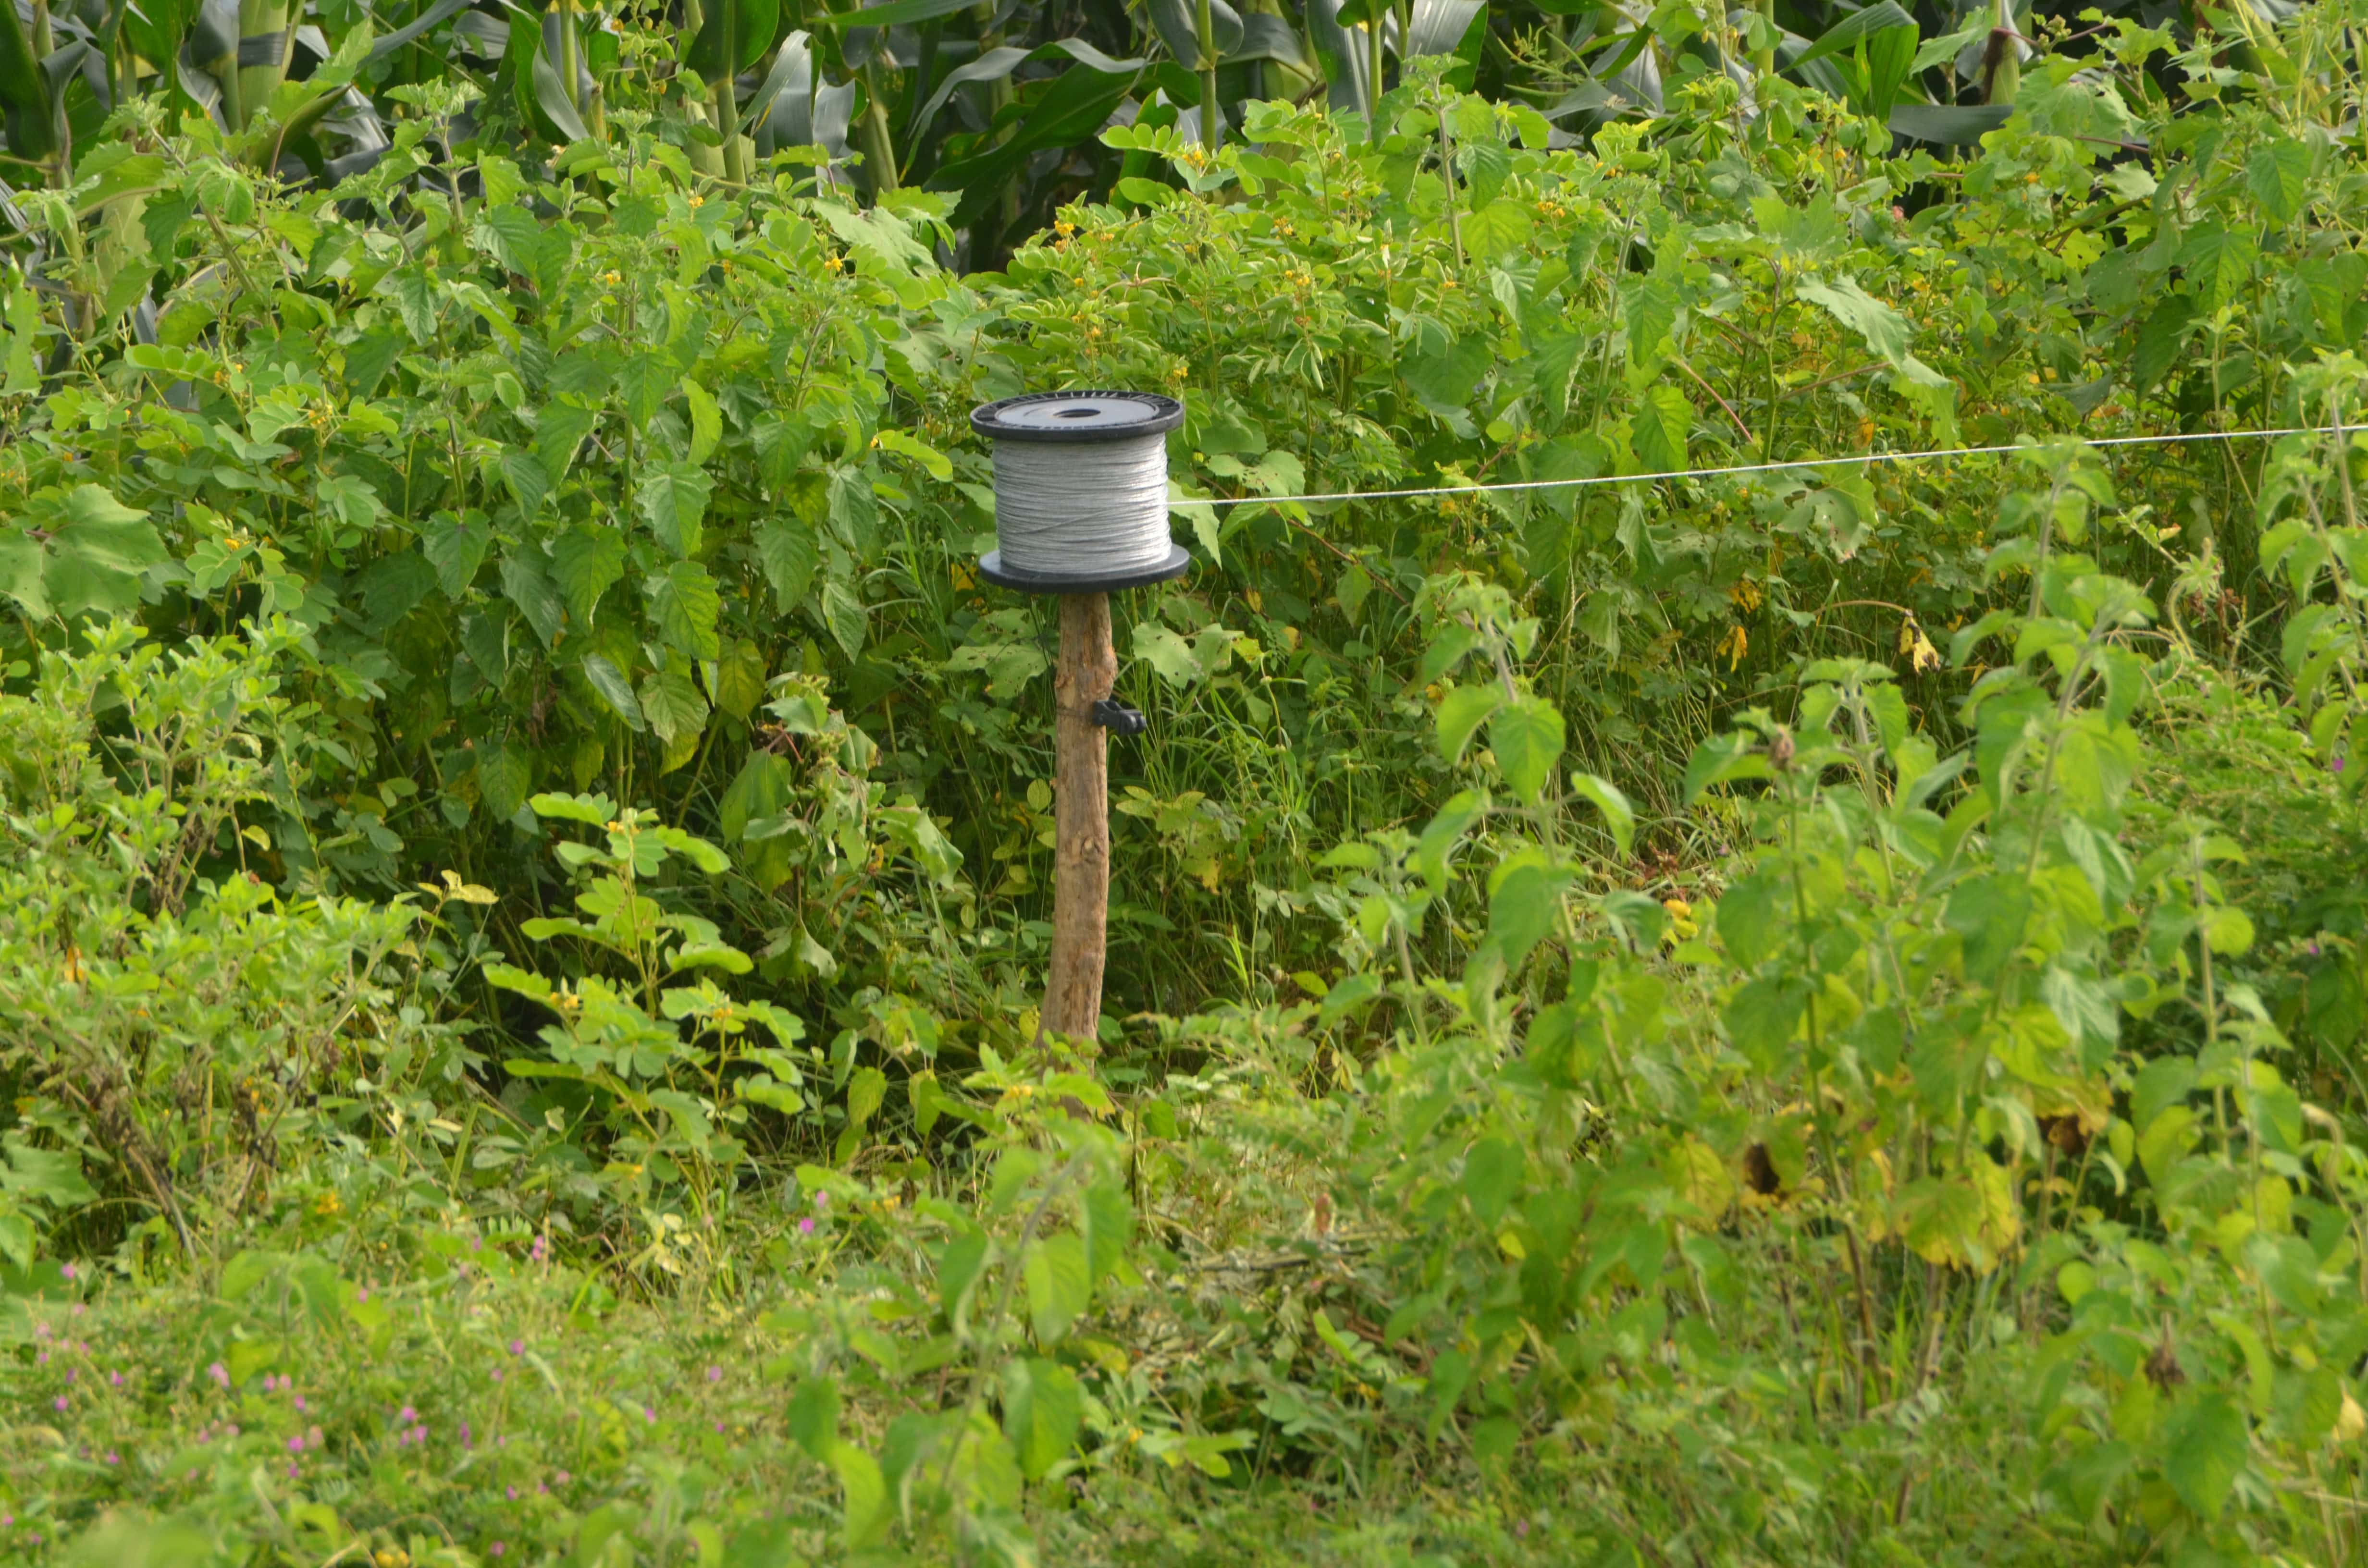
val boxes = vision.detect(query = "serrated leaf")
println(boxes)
[2244,138,2310,226]
[2178,225,2256,311]
[1001,1358,1083,1480]
[500,547,567,648]
[819,575,865,658]
[536,398,598,481]
[1435,684,1503,761]
[1490,696,1566,802]
[713,639,769,720]
[1630,382,1692,473]
[1460,200,1533,266]
[421,511,493,596]
[551,525,626,627]
[755,517,819,611]
[845,1066,887,1130]
[639,665,710,743]
[617,351,670,429]
[1622,275,1678,371]
[645,560,722,660]
[581,654,646,730]
[477,741,532,822]
[2163,1392,2246,1520]
[0,533,48,618]
[1023,1232,1092,1346]
[637,462,713,558]
[682,377,723,465]
[499,447,551,517]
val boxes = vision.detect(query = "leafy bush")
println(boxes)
[5,3,2368,1561]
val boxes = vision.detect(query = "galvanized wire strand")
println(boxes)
[993,431,1175,577]
[1180,423,2351,509]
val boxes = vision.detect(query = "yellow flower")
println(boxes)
[687,194,704,208]
[824,255,844,273]
[603,270,621,285]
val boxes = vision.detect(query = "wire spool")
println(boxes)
[971,391,1191,593]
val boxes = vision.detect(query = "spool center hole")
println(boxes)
[1055,408,1100,420]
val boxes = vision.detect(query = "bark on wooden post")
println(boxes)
[1043,591,1115,1040]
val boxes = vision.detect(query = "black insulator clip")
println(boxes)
[1091,699,1147,736]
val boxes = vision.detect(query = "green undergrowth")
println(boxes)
[7,6,2368,1565]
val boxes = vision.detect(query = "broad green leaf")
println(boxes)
[1945,874,2031,984]
[874,428,951,479]
[827,1439,888,1548]
[1630,382,1692,473]
[536,399,599,481]
[2133,296,2196,394]
[1725,975,1810,1072]
[0,532,44,617]
[2177,224,2256,311]
[581,655,646,730]
[2163,1392,2246,1521]
[1485,856,1571,968]
[755,517,819,612]
[637,462,714,558]
[1082,1179,1133,1283]
[682,377,723,465]
[499,448,551,517]
[845,1066,887,1130]
[1001,1358,1083,1480]
[1570,773,1634,855]
[422,511,493,597]
[1682,731,1771,804]
[787,1376,840,1458]
[1789,0,1916,69]
[2243,138,2310,226]
[477,742,532,822]
[1797,276,1912,363]
[1489,696,1566,801]
[646,561,722,660]
[1622,275,1678,371]
[820,576,866,658]
[639,666,710,743]
[528,792,615,824]
[713,639,769,720]
[1023,1231,1091,1345]
[1434,683,1503,761]
[552,526,627,628]
[1405,334,1491,425]
[500,548,567,648]
[1460,1137,1522,1226]
[1460,200,1533,266]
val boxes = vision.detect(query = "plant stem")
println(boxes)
[558,0,581,109]
[1436,93,1463,269]
[1196,0,1221,150]
[1987,0,2021,105]
[860,64,898,193]
[715,73,745,183]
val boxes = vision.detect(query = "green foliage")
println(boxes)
[6,4,2368,1561]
